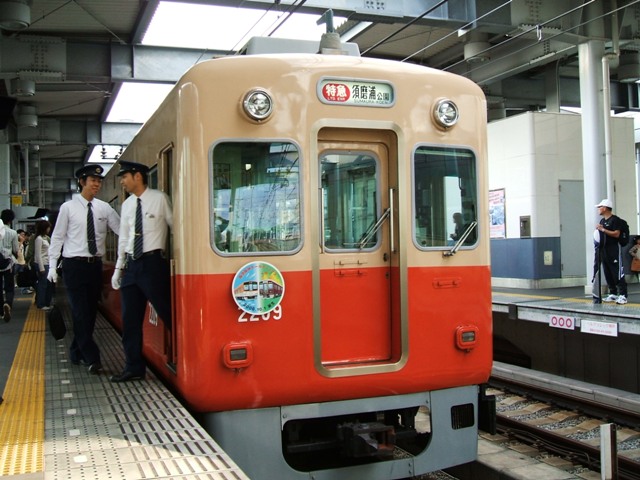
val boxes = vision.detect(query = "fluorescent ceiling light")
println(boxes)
[108,2,347,127]
[106,82,173,123]
[143,1,346,51]
[86,145,125,170]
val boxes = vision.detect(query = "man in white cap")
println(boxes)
[594,199,628,304]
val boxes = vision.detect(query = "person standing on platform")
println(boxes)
[449,212,464,242]
[0,210,19,323]
[594,199,628,305]
[48,165,120,374]
[110,161,173,383]
[33,220,54,310]
[14,229,27,277]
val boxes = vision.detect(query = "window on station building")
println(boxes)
[413,146,478,249]
[211,142,301,254]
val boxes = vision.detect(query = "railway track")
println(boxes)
[489,375,640,479]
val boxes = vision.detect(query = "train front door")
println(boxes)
[316,129,398,369]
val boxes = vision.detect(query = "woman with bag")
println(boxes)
[34,220,53,310]
[628,236,640,276]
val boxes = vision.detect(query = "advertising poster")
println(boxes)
[489,189,505,238]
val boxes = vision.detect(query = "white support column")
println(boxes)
[580,40,607,296]
[23,147,29,205]
[0,143,11,210]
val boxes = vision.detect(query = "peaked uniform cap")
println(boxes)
[75,164,104,179]
[117,161,149,176]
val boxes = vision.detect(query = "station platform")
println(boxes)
[492,282,640,394]
[2,282,638,479]
[0,290,249,480]
[492,282,640,335]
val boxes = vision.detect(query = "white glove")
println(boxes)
[47,269,58,284]
[111,268,122,290]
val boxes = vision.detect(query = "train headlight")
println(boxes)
[433,99,459,129]
[455,325,478,351]
[242,89,273,121]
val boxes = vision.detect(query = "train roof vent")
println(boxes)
[241,36,360,57]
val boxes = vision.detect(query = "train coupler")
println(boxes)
[337,422,396,458]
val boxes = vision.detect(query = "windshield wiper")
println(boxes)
[358,208,390,249]
[444,220,477,257]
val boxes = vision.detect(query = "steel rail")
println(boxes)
[497,415,640,480]
[490,375,640,479]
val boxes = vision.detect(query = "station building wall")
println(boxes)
[488,111,636,288]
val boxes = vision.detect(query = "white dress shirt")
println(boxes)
[34,235,50,270]
[116,187,172,269]
[49,194,121,267]
[0,223,19,272]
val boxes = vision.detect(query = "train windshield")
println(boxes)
[413,146,477,249]
[211,141,301,254]
[320,152,379,250]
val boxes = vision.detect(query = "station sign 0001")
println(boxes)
[548,314,575,330]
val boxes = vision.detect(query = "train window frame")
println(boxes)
[209,139,304,256]
[411,144,479,251]
[320,150,382,253]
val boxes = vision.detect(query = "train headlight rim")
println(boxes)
[242,89,273,121]
[455,325,478,351]
[433,98,459,129]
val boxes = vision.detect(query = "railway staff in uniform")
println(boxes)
[48,165,121,374]
[110,161,173,383]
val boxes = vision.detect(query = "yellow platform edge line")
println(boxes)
[0,304,45,475]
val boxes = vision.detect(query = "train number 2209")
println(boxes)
[238,305,283,322]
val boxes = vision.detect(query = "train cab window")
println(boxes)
[211,141,301,254]
[320,152,379,250]
[413,146,478,249]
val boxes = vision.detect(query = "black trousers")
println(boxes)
[62,258,103,365]
[601,252,627,296]
[119,251,171,374]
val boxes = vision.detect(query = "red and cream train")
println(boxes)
[98,33,494,479]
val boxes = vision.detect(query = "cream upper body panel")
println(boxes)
[100,54,488,275]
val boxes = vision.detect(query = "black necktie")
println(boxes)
[134,198,143,259]
[87,202,97,255]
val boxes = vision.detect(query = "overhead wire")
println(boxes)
[193,0,305,63]
[401,0,513,63]
[361,0,449,56]
[442,0,597,75]
[452,0,640,83]
[353,0,637,85]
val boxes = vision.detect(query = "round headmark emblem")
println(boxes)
[232,261,285,315]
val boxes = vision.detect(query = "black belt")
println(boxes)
[67,256,102,263]
[126,249,163,260]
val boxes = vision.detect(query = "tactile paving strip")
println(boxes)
[0,298,45,476]
[44,305,249,480]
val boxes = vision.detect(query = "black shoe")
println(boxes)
[110,371,144,383]
[71,359,89,366]
[87,363,103,375]
[3,304,10,323]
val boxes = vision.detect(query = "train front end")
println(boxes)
[112,43,493,479]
